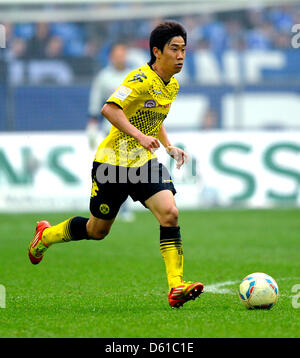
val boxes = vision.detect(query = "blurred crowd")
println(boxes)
[1,5,299,67]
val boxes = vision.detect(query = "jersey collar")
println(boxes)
[147,62,171,86]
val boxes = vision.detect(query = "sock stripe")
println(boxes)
[62,218,72,242]
[160,237,182,244]
[160,241,183,256]
[160,226,183,255]
[160,242,182,249]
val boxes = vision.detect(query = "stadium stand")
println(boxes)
[0,4,300,131]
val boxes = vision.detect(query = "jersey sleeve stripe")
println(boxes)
[105,101,124,110]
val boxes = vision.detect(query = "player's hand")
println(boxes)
[137,134,160,153]
[86,118,99,150]
[166,145,189,169]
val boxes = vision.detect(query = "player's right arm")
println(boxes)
[86,72,104,149]
[88,72,104,121]
[101,103,160,153]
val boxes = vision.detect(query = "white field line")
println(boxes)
[204,277,300,297]
[204,280,238,295]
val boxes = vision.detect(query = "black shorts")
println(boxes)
[90,159,176,220]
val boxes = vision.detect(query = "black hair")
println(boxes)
[149,21,187,65]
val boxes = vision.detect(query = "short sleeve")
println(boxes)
[106,68,148,110]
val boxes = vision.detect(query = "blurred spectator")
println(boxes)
[10,38,27,59]
[1,24,28,60]
[84,38,101,58]
[268,6,294,33]
[51,22,85,57]
[201,14,227,52]
[273,31,291,49]
[26,22,51,58]
[45,36,64,59]
[246,8,266,28]
[86,42,132,145]
[201,109,218,130]
[225,19,246,50]
[246,22,275,49]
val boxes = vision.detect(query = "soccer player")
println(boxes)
[28,21,204,308]
[86,42,135,222]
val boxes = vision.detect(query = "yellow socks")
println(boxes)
[42,217,89,246]
[42,219,184,292]
[160,226,184,291]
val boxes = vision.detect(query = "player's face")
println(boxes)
[111,45,127,70]
[160,36,186,75]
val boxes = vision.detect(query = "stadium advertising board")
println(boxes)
[0,131,299,212]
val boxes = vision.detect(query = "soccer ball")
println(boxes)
[238,272,279,309]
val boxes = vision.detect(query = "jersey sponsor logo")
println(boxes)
[144,100,156,108]
[114,85,132,101]
[128,72,147,83]
[157,103,170,109]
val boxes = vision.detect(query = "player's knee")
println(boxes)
[95,230,110,240]
[160,205,179,226]
[87,226,110,240]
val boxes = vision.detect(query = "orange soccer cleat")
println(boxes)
[168,281,204,308]
[28,220,51,265]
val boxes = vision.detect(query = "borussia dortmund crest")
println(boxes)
[100,203,110,215]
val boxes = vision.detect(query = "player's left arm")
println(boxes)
[158,124,188,169]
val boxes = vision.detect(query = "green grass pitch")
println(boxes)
[0,208,299,338]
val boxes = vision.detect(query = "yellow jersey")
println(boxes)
[94,63,179,167]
